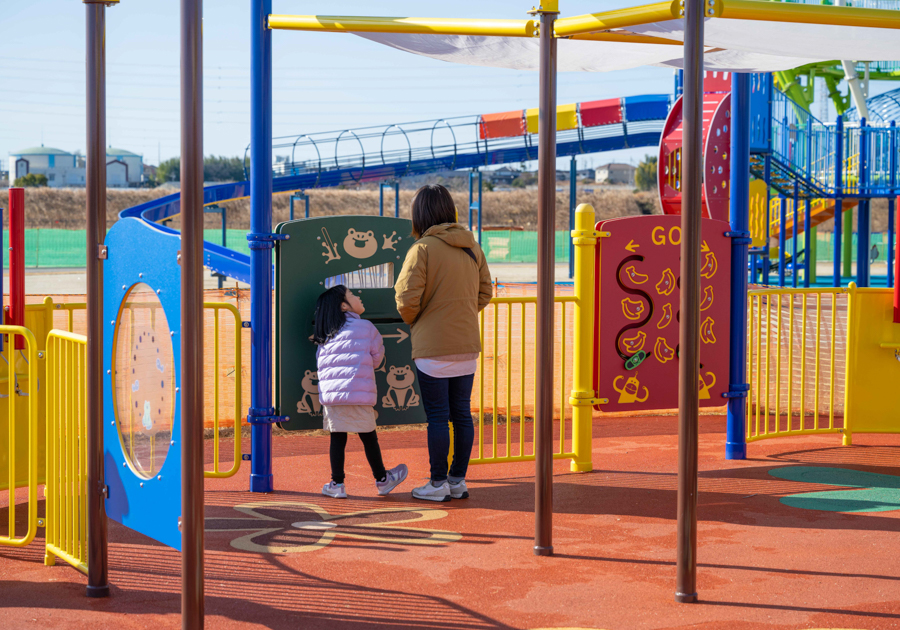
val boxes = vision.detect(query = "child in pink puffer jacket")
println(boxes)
[312,285,408,498]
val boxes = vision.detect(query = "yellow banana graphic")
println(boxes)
[701,252,718,279]
[656,268,676,296]
[654,336,675,363]
[701,286,714,311]
[624,265,649,284]
[657,303,673,329]
[700,316,716,344]
[621,298,645,321]
[621,330,646,354]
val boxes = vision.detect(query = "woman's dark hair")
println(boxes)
[411,184,457,238]
[312,285,349,345]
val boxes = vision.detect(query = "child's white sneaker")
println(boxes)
[375,464,409,496]
[448,479,469,499]
[322,481,347,498]
[412,480,451,502]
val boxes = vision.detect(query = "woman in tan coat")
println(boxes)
[395,184,492,502]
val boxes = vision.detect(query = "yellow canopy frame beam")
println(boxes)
[267,15,537,38]
[554,0,720,38]
[720,0,900,29]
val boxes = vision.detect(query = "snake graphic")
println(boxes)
[614,255,654,360]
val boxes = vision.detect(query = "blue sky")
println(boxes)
[1,0,679,171]
[3,1,891,173]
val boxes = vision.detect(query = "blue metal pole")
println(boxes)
[792,181,799,288]
[477,170,483,245]
[763,155,771,284]
[803,198,811,287]
[249,0,274,493]
[379,183,384,217]
[569,155,576,279]
[778,195,787,286]
[888,121,897,288]
[394,181,400,218]
[468,170,474,230]
[834,115,843,287]
[857,118,870,287]
[726,72,750,460]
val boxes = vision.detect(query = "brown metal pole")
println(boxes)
[181,0,204,626]
[84,0,109,599]
[534,6,558,557]
[675,0,704,605]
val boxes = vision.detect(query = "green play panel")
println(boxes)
[769,466,900,513]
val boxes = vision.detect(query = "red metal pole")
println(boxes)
[8,187,25,349]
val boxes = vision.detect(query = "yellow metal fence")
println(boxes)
[51,300,244,478]
[43,330,88,573]
[0,326,40,547]
[746,287,849,442]
[471,296,577,464]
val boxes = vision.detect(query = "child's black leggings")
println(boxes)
[330,431,386,484]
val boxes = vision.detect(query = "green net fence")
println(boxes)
[13,228,581,267]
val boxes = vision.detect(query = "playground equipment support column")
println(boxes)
[569,204,596,473]
[834,116,844,287]
[569,156,576,279]
[675,0,703,604]
[83,0,109,599]
[804,199,812,288]
[181,0,205,625]
[468,170,483,245]
[763,155,771,284]
[792,182,799,288]
[726,72,750,461]
[778,195,787,286]
[534,2,558,558]
[857,119,870,287]
[249,0,275,494]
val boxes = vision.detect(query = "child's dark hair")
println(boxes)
[312,285,349,345]
[411,184,457,238]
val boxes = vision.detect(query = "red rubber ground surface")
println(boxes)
[1,414,898,629]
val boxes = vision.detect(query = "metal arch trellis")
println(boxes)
[380,124,413,178]
[290,134,322,188]
[334,128,367,184]
[429,118,458,171]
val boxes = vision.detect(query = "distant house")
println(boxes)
[9,145,144,188]
[487,168,519,186]
[10,146,82,187]
[595,163,637,186]
[106,147,144,186]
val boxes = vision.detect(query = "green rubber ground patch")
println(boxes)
[768,466,900,513]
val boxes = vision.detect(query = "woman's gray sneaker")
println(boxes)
[412,480,451,502]
[448,480,469,499]
[375,464,409,496]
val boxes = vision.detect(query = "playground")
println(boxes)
[3,0,900,628]
[2,418,899,629]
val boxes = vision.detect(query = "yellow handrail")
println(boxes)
[204,302,243,479]
[43,330,89,573]
[0,326,39,548]
[268,15,536,37]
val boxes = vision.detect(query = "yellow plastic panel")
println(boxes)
[526,103,578,134]
[843,287,900,436]
[748,178,768,248]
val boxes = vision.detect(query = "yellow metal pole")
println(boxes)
[567,204,598,473]
[721,0,900,29]
[842,283,856,445]
[267,15,537,37]
[555,0,720,37]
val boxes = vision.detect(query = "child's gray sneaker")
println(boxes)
[411,480,451,502]
[322,481,347,499]
[448,479,469,499]
[375,464,409,496]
